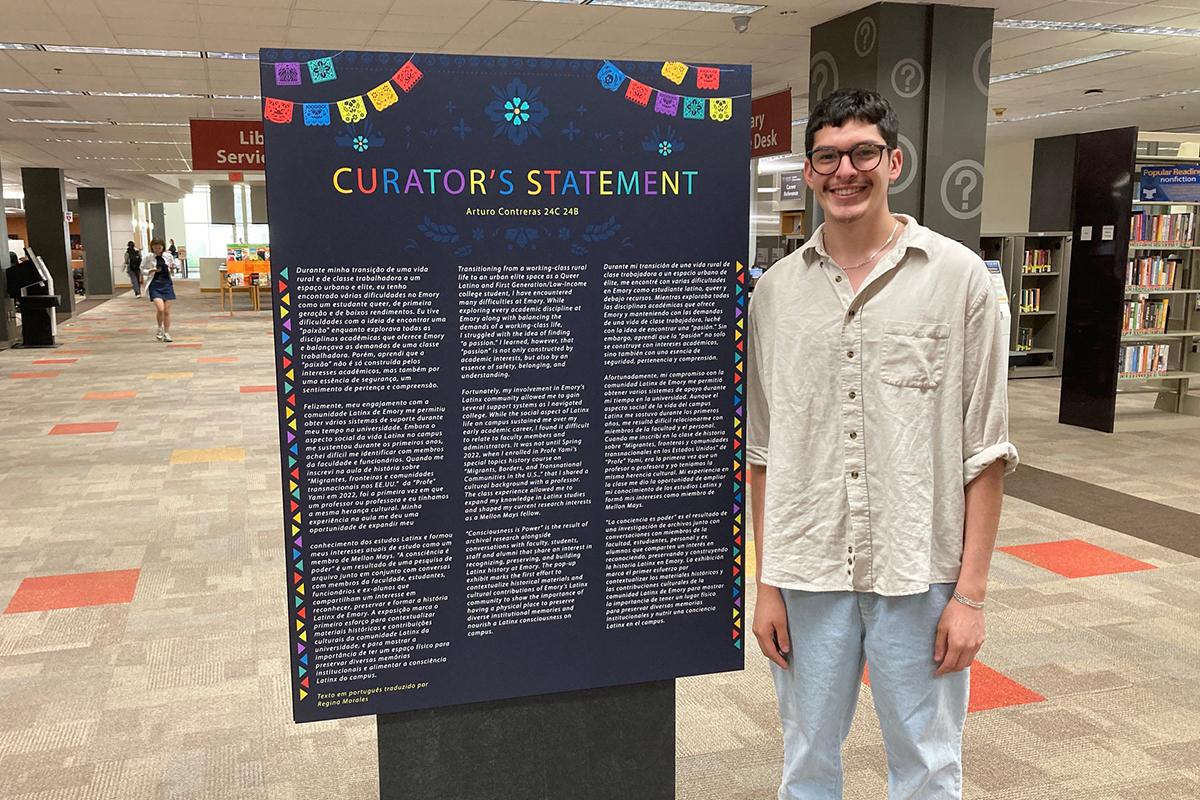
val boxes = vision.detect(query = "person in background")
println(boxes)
[168,238,178,258]
[146,237,177,342]
[123,241,143,297]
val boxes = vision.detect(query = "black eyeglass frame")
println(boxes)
[804,142,891,175]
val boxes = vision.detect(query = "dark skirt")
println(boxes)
[148,278,176,301]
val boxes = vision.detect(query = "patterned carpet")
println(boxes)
[1,284,1198,799]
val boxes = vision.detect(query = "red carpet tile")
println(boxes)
[167,343,202,348]
[198,357,238,363]
[49,421,119,435]
[998,539,1156,579]
[864,662,1045,713]
[83,391,138,400]
[5,569,140,614]
[32,359,77,365]
[57,350,91,354]
[240,385,275,393]
[10,372,59,379]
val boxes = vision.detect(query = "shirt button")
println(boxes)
[850,471,859,479]
[835,275,843,283]
[847,350,855,358]
[849,431,858,440]
[847,557,853,565]
[848,310,856,318]
[848,391,856,399]
[848,546,853,553]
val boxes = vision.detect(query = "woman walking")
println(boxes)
[123,241,143,297]
[146,238,177,342]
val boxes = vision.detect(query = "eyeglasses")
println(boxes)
[805,142,889,175]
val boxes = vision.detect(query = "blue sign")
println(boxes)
[1140,165,1200,203]
[261,51,750,722]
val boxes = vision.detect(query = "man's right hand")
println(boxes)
[751,584,791,668]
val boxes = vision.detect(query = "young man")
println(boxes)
[747,89,1018,799]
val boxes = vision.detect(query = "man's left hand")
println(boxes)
[934,596,985,676]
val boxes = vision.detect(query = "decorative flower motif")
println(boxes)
[353,135,369,152]
[505,227,539,249]
[562,121,580,141]
[452,118,473,140]
[643,125,685,158]
[486,77,549,145]
[471,227,485,241]
[335,121,385,152]
[558,227,571,240]
[576,104,587,116]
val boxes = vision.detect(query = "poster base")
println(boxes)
[377,680,675,800]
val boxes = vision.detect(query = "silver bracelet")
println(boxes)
[952,589,985,610]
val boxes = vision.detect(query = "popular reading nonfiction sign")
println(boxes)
[260,50,749,722]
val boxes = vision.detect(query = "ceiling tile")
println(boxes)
[375,15,470,35]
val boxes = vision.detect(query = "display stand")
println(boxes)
[377,681,674,800]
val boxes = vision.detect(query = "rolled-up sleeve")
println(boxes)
[746,292,770,467]
[961,281,1019,484]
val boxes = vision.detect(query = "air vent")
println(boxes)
[9,99,71,109]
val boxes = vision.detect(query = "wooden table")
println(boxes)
[220,281,261,315]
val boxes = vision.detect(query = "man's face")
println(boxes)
[804,119,902,225]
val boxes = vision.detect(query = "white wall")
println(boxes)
[109,200,135,287]
[163,200,186,253]
[981,139,1035,234]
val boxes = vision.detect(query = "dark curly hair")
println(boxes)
[805,89,899,153]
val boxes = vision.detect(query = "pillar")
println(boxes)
[150,202,166,243]
[0,157,16,345]
[808,3,994,252]
[21,167,75,317]
[78,188,114,296]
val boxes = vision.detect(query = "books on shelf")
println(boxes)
[1119,343,1171,377]
[1126,256,1178,290]
[1122,297,1170,333]
[1022,248,1054,273]
[1015,327,1034,351]
[1130,211,1196,246]
[1020,288,1042,312]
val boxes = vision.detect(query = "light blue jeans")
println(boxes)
[770,584,969,800]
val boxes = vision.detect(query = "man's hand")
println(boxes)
[934,597,985,676]
[752,584,791,669]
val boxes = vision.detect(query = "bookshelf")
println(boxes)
[979,232,1072,378]
[1119,197,1200,416]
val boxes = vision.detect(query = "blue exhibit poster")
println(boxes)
[1140,164,1200,203]
[259,50,749,722]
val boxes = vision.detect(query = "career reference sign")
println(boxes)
[260,51,749,722]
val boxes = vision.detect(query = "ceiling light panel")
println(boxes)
[41,45,203,57]
[0,43,40,51]
[990,50,1137,83]
[995,19,1200,38]
[992,86,1200,124]
[588,0,765,11]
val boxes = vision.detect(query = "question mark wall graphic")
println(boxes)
[939,160,985,220]
[809,52,839,104]
[955,171,978,210]
[890,58,924,99]
[854,17,877,57]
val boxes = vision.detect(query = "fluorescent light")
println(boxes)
[995,19,1200,38]
[588,0,764,11]
[47,139,182,144]
[791,118,808,127]
[2,87,223,99]
[992,86,1200,124]
[206,52,258,60]
[990,50,1136,83]
[0,43,39,51]
[42,44,201,57]
[212,94,261,100]
[0,88,83,96]
[89,91,207,99]
[113,122,190,127]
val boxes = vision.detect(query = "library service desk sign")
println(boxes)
[260,49,748,722]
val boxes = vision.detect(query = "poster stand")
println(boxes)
[378,681,674,800]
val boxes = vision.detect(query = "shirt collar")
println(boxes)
[799,214,932,266]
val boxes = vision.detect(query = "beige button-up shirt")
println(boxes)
[746,215,1018,596]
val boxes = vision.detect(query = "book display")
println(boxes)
[979,232,1072,378]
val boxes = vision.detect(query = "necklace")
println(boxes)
[840,219,900,270]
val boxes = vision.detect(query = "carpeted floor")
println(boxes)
[1,284,1199,799]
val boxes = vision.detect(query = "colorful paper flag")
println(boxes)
[338,96,367,123]
[303,103,331,127]
[308,57,337,84]
[275,63,302,86]
[597,61,625,92]
[264,98,294,124]
[654,92,680,116]
[367,81,399,111]
[683,96,705,120]
[709,97,732,122]
[697,67,719,90]
[661,61,688,85]
[625,80,652,107]
[393,61,423,93]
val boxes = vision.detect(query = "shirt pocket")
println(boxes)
[880,319,950,389]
